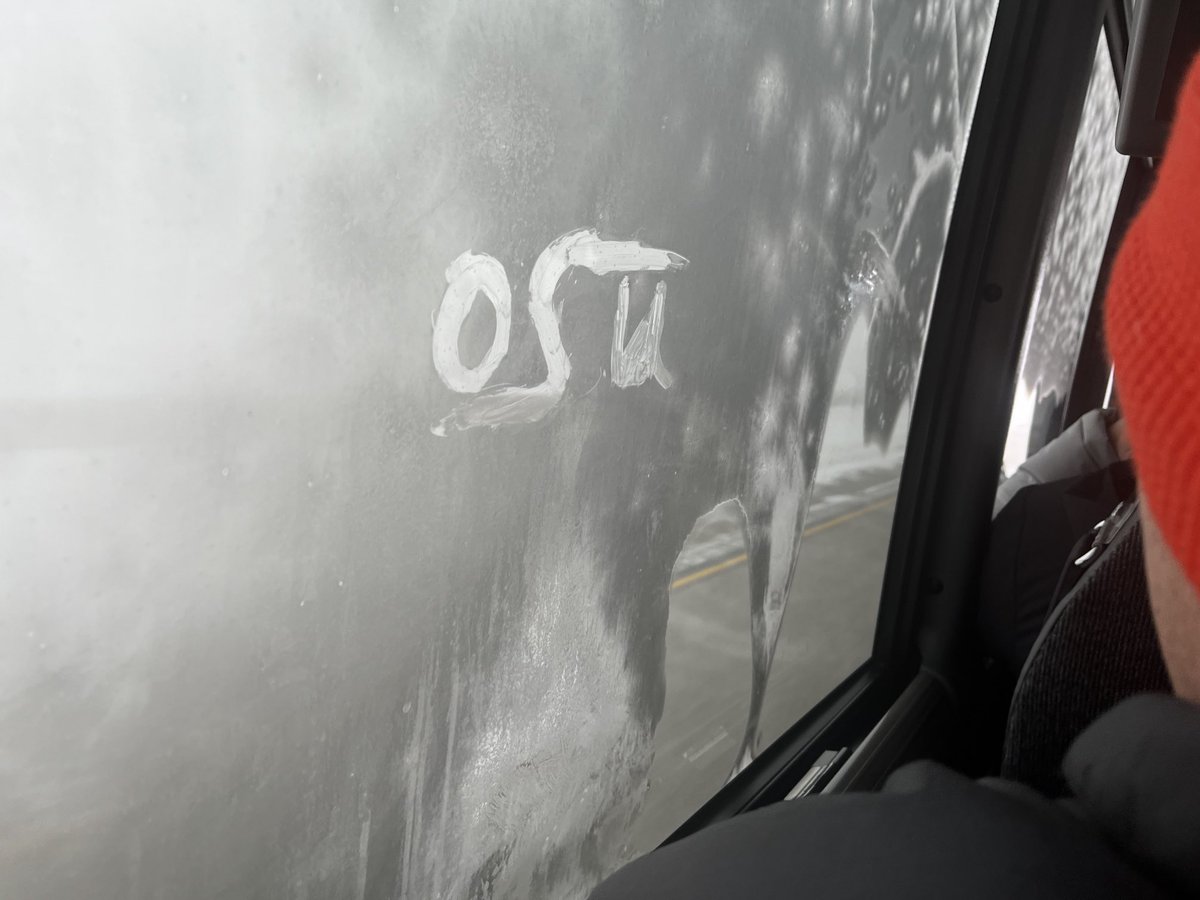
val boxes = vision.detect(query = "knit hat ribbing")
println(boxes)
[1106,54,1200,592]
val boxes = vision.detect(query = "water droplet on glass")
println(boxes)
[845,231,898,313]
[221,467,230,478]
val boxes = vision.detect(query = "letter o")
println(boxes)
[432,252,512,393]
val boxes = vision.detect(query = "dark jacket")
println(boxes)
[590,695,1200,899]
[980,460,1135,677]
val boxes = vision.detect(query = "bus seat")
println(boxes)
[1001,503,1172,795]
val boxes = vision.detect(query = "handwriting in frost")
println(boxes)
[431,229,689,435]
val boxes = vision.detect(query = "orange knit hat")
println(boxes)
[1106,53,1200,590]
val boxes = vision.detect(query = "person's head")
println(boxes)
[1106,55,1200,704]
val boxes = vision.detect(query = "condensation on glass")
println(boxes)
[1003,39,1129,475]
[0,3,992,899]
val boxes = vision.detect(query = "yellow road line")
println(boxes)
[669,495,897,592]
[670,552,750,591]
[802,496,897,538]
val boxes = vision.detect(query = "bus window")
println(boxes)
[1,2,995,899]
[1003,37,1129,475]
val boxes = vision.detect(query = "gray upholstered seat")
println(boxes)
[1001,504,1172,794]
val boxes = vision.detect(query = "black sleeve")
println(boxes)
[590,763,1168,900]
[978,461,1134,676]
